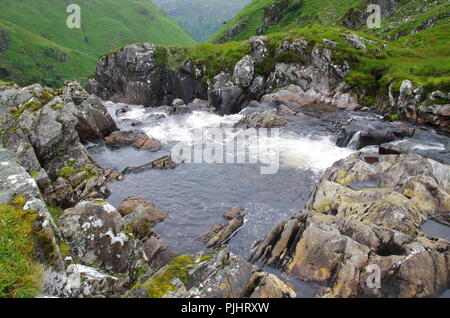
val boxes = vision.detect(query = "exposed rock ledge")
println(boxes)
[251,153,450,298]
[0,81,119,207]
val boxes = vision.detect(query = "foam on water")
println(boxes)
[137,110,355,172]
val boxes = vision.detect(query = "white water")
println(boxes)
[106,103,355,173]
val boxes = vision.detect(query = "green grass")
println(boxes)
[0,0,196,87]
[0,196,43,298]
[211,0,449,43]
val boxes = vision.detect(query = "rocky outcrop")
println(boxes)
[202,207,246,248]
[90,35,356,115]
[128,246,296,298]
[251,153,450,297]
[214,22,246,44]
[0,30,9,53]
[105,130,162,151]
[390,80,450,131]
[87,44,208,108]
[0,82,119,207]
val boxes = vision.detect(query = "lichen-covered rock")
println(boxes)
[233,55,255,88]
[87,44,208,108]
[105,130,162,151]
[392,80,450,131]
[202,207,246,248]
[0,82,118,207]
[251,153,450,298]
[58,200,140,274]
[129,247,296,299]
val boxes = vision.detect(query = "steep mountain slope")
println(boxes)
[211,0,449,43]
[0,0,196,87]
[152,0,251,42]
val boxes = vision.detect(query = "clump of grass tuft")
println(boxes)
[0,195,43,298]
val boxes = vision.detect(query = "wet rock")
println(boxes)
[172,98,185,107]
[233,55,255,88]
[118,196,155,216]
[208,71,246,115]
[121,155,177,175]
[105,130,162,151]
[202,207,246,248]
[235,112,287,129]
[337,119,415,149]
[251,153,450,297]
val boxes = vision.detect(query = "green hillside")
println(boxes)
[152,0,250,42]
[211,0,450,43]
[0,0,196,87]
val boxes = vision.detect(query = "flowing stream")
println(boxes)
[86,101,449,296]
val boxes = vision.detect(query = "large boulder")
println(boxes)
[0,82,118,207]
[251,153,450,297]
[233,55,255,88]
[127,247,296,298]
[87,44,208,107]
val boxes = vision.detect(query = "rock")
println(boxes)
[235,112,287,129]
[344,33,366,49]
[248,271,297,298]
[337,119,415,150]
[323,38,338,48]
[58,200,140,274]
[248,36,268,62]
[87,44,208,107]
[65,263,126,298]
[233,55,255,88]
[0,82,115,206]
[118,196,155,216]
[130,246,295,298]
[61,81,118,141]
[105,130,162,151]
[121,156,177,175]
[172,98,185,107]
[0,30,9,53]
[122,205,168,239]
[202,208,246,248]
[251,153,450,297]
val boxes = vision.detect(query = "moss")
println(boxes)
[200,255,212,262]
[57,242,70,259]
[0,195,43,298]
[10,100,43,118]
[141,255,195,298]
[29,170,40,179]
[56,166,93,180]
[50,104,64,110]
